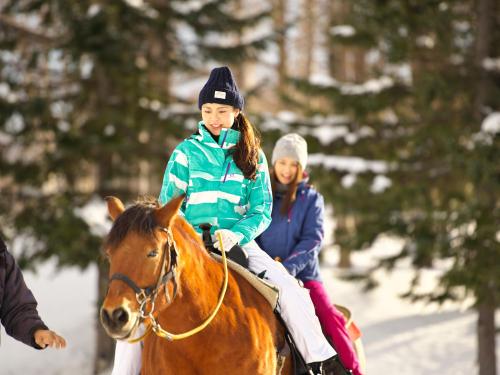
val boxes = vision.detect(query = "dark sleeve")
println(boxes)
[282,192,325,277]
[0,242,48,349]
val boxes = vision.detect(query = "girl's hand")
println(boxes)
[214,230,243,252]
[34,329,67,349]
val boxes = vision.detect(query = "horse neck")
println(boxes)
[164,218,227,319]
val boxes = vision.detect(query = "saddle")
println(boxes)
[209,252,280,309]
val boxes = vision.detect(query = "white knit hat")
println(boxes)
[271,133,308,169]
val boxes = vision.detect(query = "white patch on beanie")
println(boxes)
[271,133,308,169]
[214,91,226,99]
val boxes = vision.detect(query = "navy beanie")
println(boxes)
[198,66,244,110]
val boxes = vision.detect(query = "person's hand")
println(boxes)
[34,329,67,349]
[213,230,243,252]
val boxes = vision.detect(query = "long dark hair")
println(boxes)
[232,113,260,180]
[270,164,304,216]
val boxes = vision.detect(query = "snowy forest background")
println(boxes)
[0,0,498,374]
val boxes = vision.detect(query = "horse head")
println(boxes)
[100,195,184,340]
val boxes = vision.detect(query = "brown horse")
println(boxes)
[100,196,293,375]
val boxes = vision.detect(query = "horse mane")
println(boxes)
[104,196,162,249]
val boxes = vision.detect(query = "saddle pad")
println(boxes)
[210,253,279,310]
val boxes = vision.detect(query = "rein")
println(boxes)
[109,229,229,343]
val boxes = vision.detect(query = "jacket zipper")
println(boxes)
[220,130,229,149]
[223,162,231,183]
[221,130,231,183]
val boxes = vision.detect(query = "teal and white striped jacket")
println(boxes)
[159,122,272,245]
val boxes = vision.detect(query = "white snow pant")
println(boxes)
[112,324,144,375]
[111,240,336,374]
[244,240,336,363]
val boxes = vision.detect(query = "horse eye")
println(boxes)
[147,250,158,258]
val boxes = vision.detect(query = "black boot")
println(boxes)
[322,355,352,375]
[307,361,323,375]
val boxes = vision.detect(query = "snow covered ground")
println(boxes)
[0,261,98,375]
[0,236,498,375]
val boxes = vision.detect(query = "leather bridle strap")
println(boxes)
[108,228,178,308]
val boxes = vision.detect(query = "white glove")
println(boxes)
[213,229,243,252]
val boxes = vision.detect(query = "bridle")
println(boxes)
[107,228,229,342]
[108,227,178,339]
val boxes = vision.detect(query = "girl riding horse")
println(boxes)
[109,66,339,374]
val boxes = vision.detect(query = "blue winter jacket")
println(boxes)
[256,180,325,282]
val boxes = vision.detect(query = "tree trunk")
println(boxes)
[327,0,367,83]
[336,216,352,268]
[299,0,315,79]
[273,0,287,96]
[326,0,337,79]
[477,299,497,375]
[473,0,495,122]
[94,260,115,374]
[228,0,245,88]
[473,0,497,373]
[338,246,352,268]
[93,158,116,373]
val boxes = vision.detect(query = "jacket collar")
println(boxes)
[193,121,240,149]
[275,177,309,198]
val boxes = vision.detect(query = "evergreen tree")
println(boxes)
[0,0,273,370]
[287,1,499,373]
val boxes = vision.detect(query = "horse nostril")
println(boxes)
[100,307,130,330]
[100,308,111,326]
[112,307,129,326]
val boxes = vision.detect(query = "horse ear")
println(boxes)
[154,195,185,228]
[105,196,125,221]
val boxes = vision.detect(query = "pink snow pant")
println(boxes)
[303,280,363,375]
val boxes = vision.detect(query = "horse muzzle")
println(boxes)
[100,305,140,340]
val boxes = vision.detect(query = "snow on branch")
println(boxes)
[309,153,390,174]
[74,196,112,237]
[309,74,395,95]
[482,57,500,72]
[330,25,356,37]
[481,112,500,134]
[0,14,56,43]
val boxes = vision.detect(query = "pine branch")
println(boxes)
[0,14,56,44]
